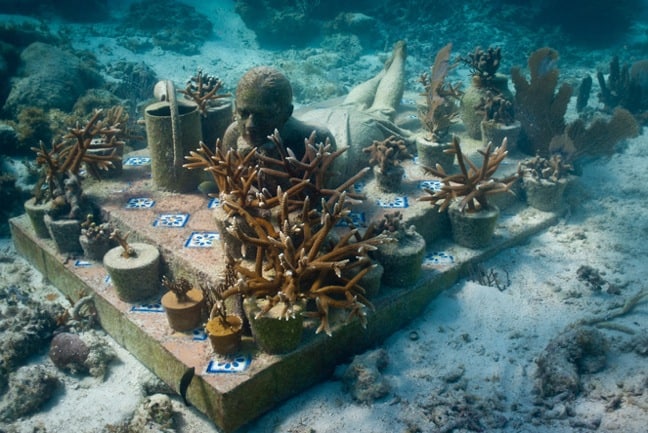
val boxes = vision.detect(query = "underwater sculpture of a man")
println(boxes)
[222,40,411,179]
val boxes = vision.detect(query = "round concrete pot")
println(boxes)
[374,165,404,193]
[79,234,112,261]
[522,176,570,212]
[161,288,205,332]
[448,202,499,249]
[244,298,305,355]
[205,314,243,356]
[24,198,52,238]
[480,120,521,149]
[415,135,454,170]
[103,243,161,303]
[372,227,426,287]
[44,214,82,254]
[460,74,513,140]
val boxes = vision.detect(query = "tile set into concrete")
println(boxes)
[9,155,561,432]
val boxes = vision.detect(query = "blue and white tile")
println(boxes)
[206,354,251,373]
[419,180,443,192]
[376,196,409,209]
[131,301,165,313]
[184,232,220,248]
[208,197,221,209]
[423,251,455,268]
[125,197,156,209]
[153,213,190,228]
[123,156,151,166]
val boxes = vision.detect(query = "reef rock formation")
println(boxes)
[1,42,102,118]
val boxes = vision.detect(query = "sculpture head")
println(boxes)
[234,66,294,147]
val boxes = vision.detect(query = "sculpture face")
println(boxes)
[234,67,293,147]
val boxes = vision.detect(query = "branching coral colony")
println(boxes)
[184,131,385,336]
[180,68,231,115]
[420,136,517,212]
[31,107,127,216]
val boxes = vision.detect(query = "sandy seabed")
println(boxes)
[1,1,647,432]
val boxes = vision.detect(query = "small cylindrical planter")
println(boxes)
[416,135,454,170]
[205,315,243,355]
[161,288,205,332]
[448,202,499,249]
[522,176,570,212]
[372,228,426,287]
[44,215,82,254]
[244,298,305,355]
[103,243,161,303]
[480,120,521,149]
[201,100,233,147]
[79,234,112,261]
[460,74,513,140]
[24,198,52,238]
[374,165,404,193]
[145,100,203,193]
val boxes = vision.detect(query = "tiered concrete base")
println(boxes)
[9,159,561,432]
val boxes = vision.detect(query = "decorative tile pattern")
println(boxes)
[376,196,409,208]
[206,354,251,373]
[419,180,443,192]
[153,213,190,228]
[184,232,220,248]
[192,328,208,341]
[424,251,455,268]
[74,260,92,267]
[126,197,155,209]
[208,197,221,209]
[123,156,151,166]
[131,302,165,313]
[336,211,366,227]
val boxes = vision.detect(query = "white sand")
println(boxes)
[1,1,647,432]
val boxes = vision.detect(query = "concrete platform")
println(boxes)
[9,154,562,432]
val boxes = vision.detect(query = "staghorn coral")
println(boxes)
[362,135,412,172]
[511,47,573,156]
[418,43,463,142]
[180,68,231,115]
[221,191,385,336]
[31,107,126,213]
[420,136,517,213]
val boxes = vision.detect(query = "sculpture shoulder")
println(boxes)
[283,116,337,148]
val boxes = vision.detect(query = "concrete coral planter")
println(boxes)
[244,298,305,355]
[79,234,112,261]
[480,120,521,149]
[415,135,454,170]
[374,165,404,193]
[24,198,51,239]
[205,315,243,355]
[103,243,161,303]
[161,288,205,332]
[372,227,426,287]
[522,176,570,212]
[44,214,82,254]
[448,202,499,249]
